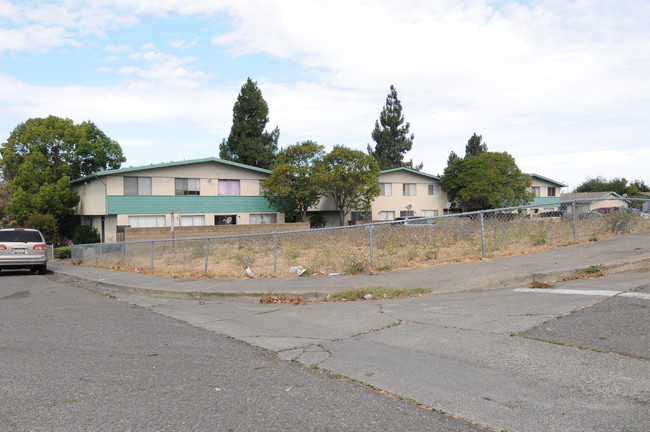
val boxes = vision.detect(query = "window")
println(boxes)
[124,176,152,195]
[403,183,416,196]
[428,184,441,196]
[215,215,236,225]
[422,210,439,217]
[379,183,392,196]
[400,210,415,217]
[250,213,277,224]
[218,180,240,196]
[548,187,556,197]
[379,211,395,220]
[532,187,541,197]
[128,215,165,227]
[175,178,200,195]
[180,215,205,226]
[351,212,371,221]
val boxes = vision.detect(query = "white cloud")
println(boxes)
[119,47,210,88]
[0,0,648,188]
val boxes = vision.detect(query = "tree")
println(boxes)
[575,176,649,196]
[0,116,124,241]
[367,85,421,170]
[262,141,326,222]
[465,133,487,157]
[0,115,125,182]
[4,152,79,224]
[219,78,279,169]
[0,180,13,226]
[321,146,381,226]
[441,152,534,211]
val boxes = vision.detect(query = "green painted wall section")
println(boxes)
[107,195,276,214]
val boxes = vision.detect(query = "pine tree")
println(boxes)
[465,133,487,157]
[219,78,279,169]
[368,85,420,170]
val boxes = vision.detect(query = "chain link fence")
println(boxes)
[72,198,650,278]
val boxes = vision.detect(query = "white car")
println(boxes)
[0,227,48,274]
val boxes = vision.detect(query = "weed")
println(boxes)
[584,264,605,276]
[233,251,255,269]
[259,295,306,305]
[347,259,367,274]
[530,228,548,246]
[325,286,431,301]
[529,280,555,289]
[423,247,439,261]
[589,235,598,242]
[405,248,418,262]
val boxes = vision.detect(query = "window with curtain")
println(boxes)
[422,210,439,217]
[379,183,392,196]
[128,215,165,227]
[428,184,441,196]
[403,183,416,196]
[379,211,395,220]
[249,213,277,224]
[218,180,240,196]
[175,178,200,195]
[180,215,205,226]
[124,176,152,195]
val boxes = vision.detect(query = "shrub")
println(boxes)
[309,214,326,229]
[25,213,58,245]
[54,246,71,259]
[73,225,101,244]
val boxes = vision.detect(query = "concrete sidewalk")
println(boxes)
[49,231,650,300]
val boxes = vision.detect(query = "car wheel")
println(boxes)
[38,264,47,275]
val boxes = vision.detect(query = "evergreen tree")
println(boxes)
[219,78,279,169]
[368,85,421,170]
[465,133,487,157]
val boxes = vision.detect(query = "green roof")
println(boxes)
[531,173,567,187]
[380,167,440,180]
[107,195,276,215]
[529,197,563,208]
[73,157,271,184]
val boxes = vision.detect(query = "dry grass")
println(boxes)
[79,213,650,280]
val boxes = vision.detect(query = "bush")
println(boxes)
[54,246,71,259]
[72,225,101,244]
[25,213,58,245]
[309,214,326,229]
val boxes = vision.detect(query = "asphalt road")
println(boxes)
[99,269,650,432]
[0,271,485,432]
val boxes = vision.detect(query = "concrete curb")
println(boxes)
[50,256,650,300]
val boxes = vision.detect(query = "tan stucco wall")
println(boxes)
[530,177,563,197]
[372,171,447,219]
[73,179,107,215]
[104,162,267,196]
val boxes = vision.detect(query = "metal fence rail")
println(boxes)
[72,198,650,279]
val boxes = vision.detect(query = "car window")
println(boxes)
[0,231,43,242]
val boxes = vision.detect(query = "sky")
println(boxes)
[0,0,649,192]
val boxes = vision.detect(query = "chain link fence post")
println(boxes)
[273,233,278,274]
[368,224,374,268]
[571,200,578,242]
[479,211,487,258]
[150,241,155,272]
[204,238,210,276]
